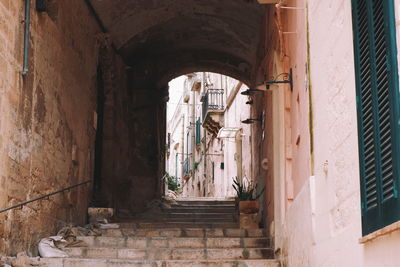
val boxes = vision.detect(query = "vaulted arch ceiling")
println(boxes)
[89,0,265,86]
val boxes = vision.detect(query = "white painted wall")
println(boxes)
[166,73,251,198]
[277,1,400,266]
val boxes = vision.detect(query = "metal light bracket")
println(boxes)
[241,115,263,124]
[241,89,265,95]
[265,68,293,91]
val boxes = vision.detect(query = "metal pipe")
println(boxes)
[0,180,91,214]
[181,114,185,181]
[191,89,196,173]
[21,0,31,76]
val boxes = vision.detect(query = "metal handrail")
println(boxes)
[0,180,91,214]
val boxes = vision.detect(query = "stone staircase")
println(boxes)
[37,199,279,266]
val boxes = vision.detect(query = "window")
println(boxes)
[186,132,191,157]
[352,0,400,235]
[196,118,201,146]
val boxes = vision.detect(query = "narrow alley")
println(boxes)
[1,0,400,266]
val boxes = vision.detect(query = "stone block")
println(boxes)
[36,258,64,267]
[168,238,204,248]
[121,228,136,236]
[125,238,147,249]
[160,229,182,237]
[171,249,206,260]
[103,229,123,237]
[136,230,160,237]
[77,236,95,246]
[224,229,246,237]
[117,249,147,260]
[246,229,266,237]
[183,229,204,237]
[247,248,273,259]
[243,238,270,248]
[96,236,126,248]
[237,260,280,267]
[62,247,84,257]
[107,260,155,267]
[63,258,107,267]
[207,238,241,248]
[207,248,245,260]
[147,249,172,260]
[149,237,168,248]
[239,214,258,229]
[205,229,224,237]
[86,248,117,258]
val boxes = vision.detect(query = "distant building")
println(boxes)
[166,73,253,198]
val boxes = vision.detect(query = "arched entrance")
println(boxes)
[89,0,267,217]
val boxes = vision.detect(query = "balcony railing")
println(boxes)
[202,89,224,121]
[183,157,191,176]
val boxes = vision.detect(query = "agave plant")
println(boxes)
[232,176,265,201]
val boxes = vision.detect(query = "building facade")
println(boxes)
[166,72,253,198]
[1,0,400,266]
[253,0,400,266]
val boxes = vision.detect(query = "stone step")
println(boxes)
[62,247,274,260]
[102,228,267,238]
[163,213,236,219]
[172,204,236,208]
[164,207,237,213]
[135,217,236,223]
[116,222,239,228]
[175,200,235,206]
[39,258,280,267]
[78,236,270,249]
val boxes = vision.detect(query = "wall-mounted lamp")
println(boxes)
[241,89,265,95]
[265,68,293,91]
[241,117,262,124]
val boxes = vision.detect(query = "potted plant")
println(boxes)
[232,176,265,214]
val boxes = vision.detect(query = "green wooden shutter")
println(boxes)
[196,118,201,146]
[352,0,400,235]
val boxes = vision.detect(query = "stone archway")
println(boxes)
[86,0,267,216]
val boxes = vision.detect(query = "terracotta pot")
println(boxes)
[239,201,259,214]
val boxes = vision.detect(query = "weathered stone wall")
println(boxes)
[96,62,167,216]
[0,0,105,255]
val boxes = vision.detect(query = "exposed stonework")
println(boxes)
[0,0,266,257]
[0,0,107,255]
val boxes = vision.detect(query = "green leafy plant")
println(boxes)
[193,161,199,170]
[164,172,180,192]
[232,176,265,201]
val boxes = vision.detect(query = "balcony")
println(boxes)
[202,89,224,136]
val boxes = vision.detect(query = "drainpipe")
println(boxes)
[236,130,243,182]
[192,89,196,174]
[21,0,31,76]
[181,114,185,182]
[202,73,207,182]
